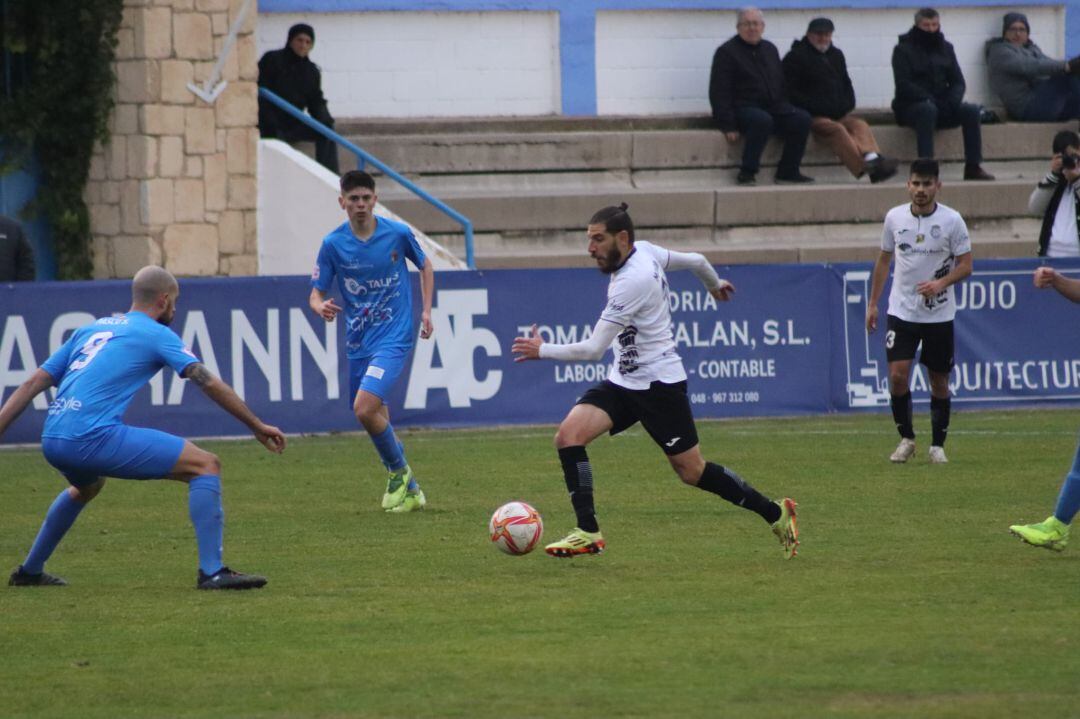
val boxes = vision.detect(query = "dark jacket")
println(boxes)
[709,35,793,132]
[782,37,856,120]
[1029,173,1080,257]
[891,27,966,115]
[0,214,35,282]
[257,46,334,138]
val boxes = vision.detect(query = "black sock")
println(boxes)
[696,462,781,524]
[558,446,599,533]
[890,392,915,439]
[930,395,951,446]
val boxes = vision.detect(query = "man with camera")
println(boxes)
[1030,130,1080,257]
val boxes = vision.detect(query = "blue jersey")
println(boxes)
[40,311,199,440]
[311,216,426,359]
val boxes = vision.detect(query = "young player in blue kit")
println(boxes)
[309,171,435,512]
[0,266,286,590]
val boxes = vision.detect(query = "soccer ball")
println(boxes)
[488,501,544,555]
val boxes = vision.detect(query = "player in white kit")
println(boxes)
[866,159,973,464]
[512,204,799,559]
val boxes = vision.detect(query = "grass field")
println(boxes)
[3,409,1080,719]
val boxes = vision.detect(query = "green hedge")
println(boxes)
[1,0,123,279]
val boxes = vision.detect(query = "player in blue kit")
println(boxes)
[0,266,286,590]
[309,170,435,512]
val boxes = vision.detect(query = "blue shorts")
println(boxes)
[348,348,410,405]
[42,425,186,487]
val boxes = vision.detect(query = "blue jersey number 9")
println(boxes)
[69,331,115,371]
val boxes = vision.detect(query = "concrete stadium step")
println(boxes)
[339,120,1076,175]
[431,216,1040,269]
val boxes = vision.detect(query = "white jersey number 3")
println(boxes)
[69,331,115,370]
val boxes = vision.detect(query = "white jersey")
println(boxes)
[599,241,686,389]
[881,202,971,323]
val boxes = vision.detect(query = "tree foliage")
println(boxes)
[1,0,123,279]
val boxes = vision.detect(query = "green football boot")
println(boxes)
[381,466,413,510]
[771,497,799,559]
[544,528,605,558]
[1009,516,1069,552]
[387,488,426,513]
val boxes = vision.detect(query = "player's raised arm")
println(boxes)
[0,368,55,440]
[181,363,286,453]
[511,320,621,363]
[664,247,735,301]
[1035,266,1080,302]
[309,287,342,322]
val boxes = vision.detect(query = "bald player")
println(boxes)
[0,266,286,590]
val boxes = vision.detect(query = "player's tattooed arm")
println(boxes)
[182,362,214,387]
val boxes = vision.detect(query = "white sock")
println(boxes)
[864,152,880,161]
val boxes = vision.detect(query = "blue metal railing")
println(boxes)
[258,87,475,269]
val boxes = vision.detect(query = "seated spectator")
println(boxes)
[891,7,994,181]
[986,12,1080,122]
[782,17,898,183]
[709,7,813,185]
[0,214,35,282]
[258,23,339,173]
[1030,130,1080,257]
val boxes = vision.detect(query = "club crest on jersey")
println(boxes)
[930,225,942,239]
[391,250,399,263]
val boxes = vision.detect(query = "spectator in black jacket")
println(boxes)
[891,7,994,181]
[782,17,898,183]
[258,23,339,173]
[0,214,35,282]
[709,7,813,185]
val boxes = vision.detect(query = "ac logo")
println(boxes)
[404,289,502,408]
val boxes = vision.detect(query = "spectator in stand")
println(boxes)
[782,17,899,184]
[1030,130,1080,258]
[985,12,1080,122]
[891,7,995,181]
[0,214,35,282]
[258,23,339,173]
[709,7,814,186]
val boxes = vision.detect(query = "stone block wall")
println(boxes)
[86,0,260,278]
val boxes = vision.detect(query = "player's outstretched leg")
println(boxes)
[9,481,103,588]
[189,476,267,590]
[545,445,605,557]
[692,462,799,558]
[1009,440,1080,552]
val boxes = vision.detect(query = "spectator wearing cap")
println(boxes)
[891,7,994,181]
[986,12,1080,122]
[709,6,814,185]
[258,23,339,173]
[782,17,899,183]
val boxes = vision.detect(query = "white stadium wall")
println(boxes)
[257,12,561,118]
[595,6,1064,115]
[258,5,1064,118]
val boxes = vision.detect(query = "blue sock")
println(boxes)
[188,475,224,576]
[22,489,85,574]
[371,425,406,472]
[1053,440,1080,524]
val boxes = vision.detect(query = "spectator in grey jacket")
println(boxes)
[1030,130,1080,258]
[986,12,1080,122]
[0,214,35,282]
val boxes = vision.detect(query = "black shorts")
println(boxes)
[885,314,955,373]
[576,379,699,456]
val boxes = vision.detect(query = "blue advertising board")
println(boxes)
[2,258,1079,445]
